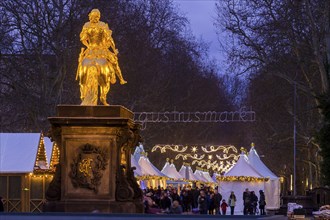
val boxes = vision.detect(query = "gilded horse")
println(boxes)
[76,9,126,106]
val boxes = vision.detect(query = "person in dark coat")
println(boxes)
[170,189,181,205]
[208,192,215,215]
[198,190,208,214]
[243,188,250,215]
[250,191,258,215]
[259,190,266,215]
[159,192,171,211]
[213,189,222,214]
[186,187,193,212]
[192,187,200,209]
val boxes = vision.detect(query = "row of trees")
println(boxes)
[215,0,330,190]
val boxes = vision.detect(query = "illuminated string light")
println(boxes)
[49,143,60,172]
[152,144,188,153]
[152,144,240,173]
[34,133,48,169]
[217,176,269,182]
[175,153,205,160]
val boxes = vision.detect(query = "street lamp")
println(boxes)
[293,81,297,196]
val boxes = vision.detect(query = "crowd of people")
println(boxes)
[243,188,266,215]
[142,185,266,215]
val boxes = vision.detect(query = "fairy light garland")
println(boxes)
[49,143,60,172]
[34,133,48,168]
[217,176,269,182]
[152,144,239,173]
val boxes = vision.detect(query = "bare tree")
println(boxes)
[216,0,330,189]
[0,0,85,131]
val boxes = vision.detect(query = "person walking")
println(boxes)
[228,191,237,215]
[208,192,215,215]
[220,199,228,215]
[251,191,258,215]
[198,190,208,214]
[243,188,250,215]
[259,190,266,215]
[159,192,171,212]
[213,189,222,214]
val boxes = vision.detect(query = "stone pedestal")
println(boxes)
[44,105,143,213]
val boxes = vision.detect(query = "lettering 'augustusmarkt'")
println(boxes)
[134,107,256,129]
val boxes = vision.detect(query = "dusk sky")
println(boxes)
[173,0,224,66]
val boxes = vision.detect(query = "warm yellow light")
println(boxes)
[217,176,269,182]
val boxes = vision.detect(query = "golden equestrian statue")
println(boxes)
[76,9,127,105]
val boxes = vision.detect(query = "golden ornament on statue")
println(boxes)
[76,9,127,106]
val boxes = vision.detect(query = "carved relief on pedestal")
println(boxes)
[47,125,62,144]
[46,163,62,201]
[127,167,143,200]
[69,143,109,193]
[115,165,134,201]
[115,125,143,201]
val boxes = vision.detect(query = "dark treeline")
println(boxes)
[0,1,249,170]
[216,0,330,191]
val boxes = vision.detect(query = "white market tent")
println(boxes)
[0,133,53,173]
[194,169,209,183]
[202,170,216,184]
[138,155,168,177]
[133,143,144,163]
[179,164,199,182]
[218,153,267,215]
[248,146,280,210]
[132,144,167,179]
[138,155,168,189]
[161,160,184,180]
[212,172,221,182]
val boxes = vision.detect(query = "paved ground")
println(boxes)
[0,213,293,220]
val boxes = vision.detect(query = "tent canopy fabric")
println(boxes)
[212,173,220,182]
[161,161,184,180]
[224,153,263,178]
[194,169,209,183]
[202,171,216,183]
[0,133,52,173]
[248,146,278,180]
[179,165,199,181]
[193,169,208,182]
[248,146,280,209]
[133,143,144,163]
[138,156,168,178]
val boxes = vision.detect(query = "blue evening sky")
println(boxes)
[173,0,224,66]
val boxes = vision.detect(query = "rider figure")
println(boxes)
[77,9,126,105]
